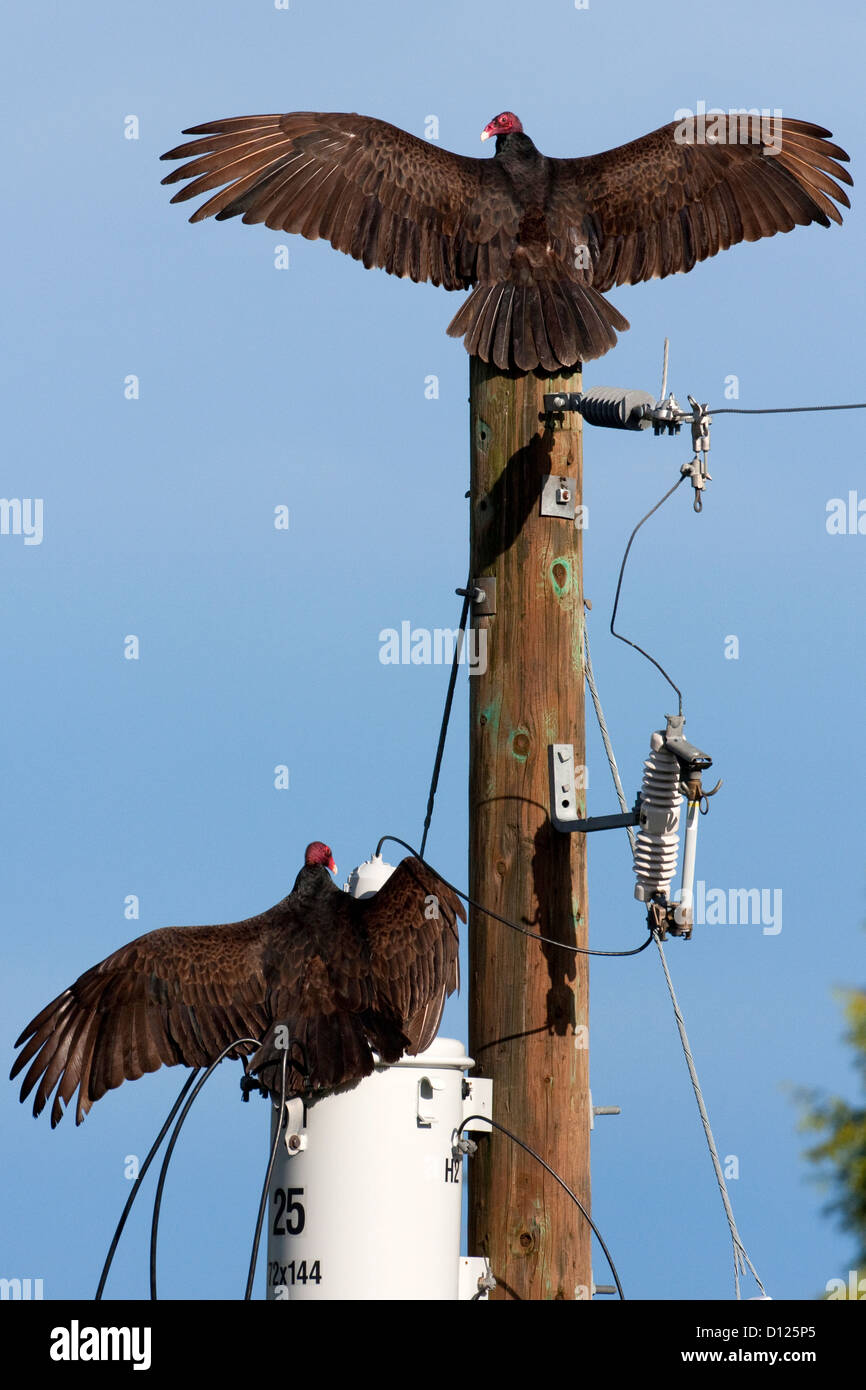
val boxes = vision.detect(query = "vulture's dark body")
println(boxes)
[491,130,551,211]
[447,129,627,369]
[10,856,463,1126]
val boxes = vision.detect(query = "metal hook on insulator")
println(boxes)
[697,780,723,813]
[680,456,709,510]
[680,776,722,800]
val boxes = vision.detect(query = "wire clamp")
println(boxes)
[452,1134,477,1159]
[680,398,712,511]
[650,390,686,435]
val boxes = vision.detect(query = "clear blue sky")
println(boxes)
[2,0,864,1302]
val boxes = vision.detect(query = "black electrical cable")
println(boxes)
[708,402,866,415]
[375,835,654,957]
[420,576,473,859]
[245,1042,290,1301]
[149,1036,261,1300]
[610,473,687,714]
[457,1114,624,1300]
[95,1068,201,1300]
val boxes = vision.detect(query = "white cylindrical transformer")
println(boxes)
[265,1037,474,1300]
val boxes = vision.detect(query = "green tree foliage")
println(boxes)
[800,988,866,1274]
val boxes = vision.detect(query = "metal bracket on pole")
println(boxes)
[281,1096,307,1157]
[548,744,640,835]
[589,1088,622,1130]
[461,1077,493,1133]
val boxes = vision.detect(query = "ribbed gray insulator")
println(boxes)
[579,387,656,431]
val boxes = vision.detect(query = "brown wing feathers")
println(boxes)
[558,116,852,292]
[160,113,505,291]
[11,922,270,1126]
[360,857,463,1056]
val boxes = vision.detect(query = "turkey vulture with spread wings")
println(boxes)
[160,108,852,372]
[10,843,462,1127]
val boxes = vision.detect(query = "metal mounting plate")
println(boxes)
[550,743,580,828]
[462,1077,492,1133]
[541,474,577,520]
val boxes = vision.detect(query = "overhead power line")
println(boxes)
[709,402,866,415]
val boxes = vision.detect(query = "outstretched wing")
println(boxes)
[10,915,277,1126]
[547,115,852,290]
[160,111,520,290]
[358,857,464,1056]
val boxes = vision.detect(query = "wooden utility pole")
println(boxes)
[467,358,590,1300]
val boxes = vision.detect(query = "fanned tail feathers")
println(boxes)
[447,279,630,372]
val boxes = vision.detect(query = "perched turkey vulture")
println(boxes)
[10,843,463,1127]
[160,108,851,372]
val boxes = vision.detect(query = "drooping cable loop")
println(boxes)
[375,834,654,958]
[609,474,687,714]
